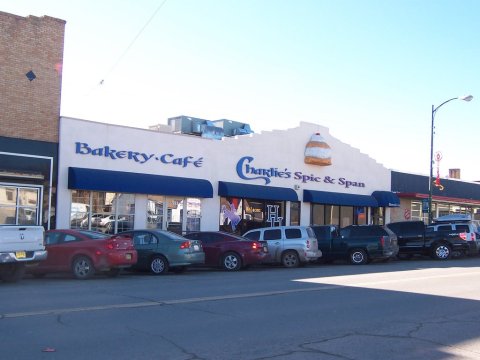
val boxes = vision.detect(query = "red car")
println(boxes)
[29,229,137,279]
[184,231,268,271]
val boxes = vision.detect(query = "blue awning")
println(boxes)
[218,181,298,201]
[68,167,213,198]
[303,189,378,207]
[371,191,400,207]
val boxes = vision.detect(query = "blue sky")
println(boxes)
[2,0,479,181]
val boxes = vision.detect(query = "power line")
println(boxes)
[99,0,168,85]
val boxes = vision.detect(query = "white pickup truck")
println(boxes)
[0,225,47,282]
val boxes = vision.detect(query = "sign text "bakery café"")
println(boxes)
[236,156,366,188]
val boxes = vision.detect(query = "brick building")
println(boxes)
[0,11,65,228]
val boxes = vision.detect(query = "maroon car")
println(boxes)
[29,229,137,279]
[184,231,268,271]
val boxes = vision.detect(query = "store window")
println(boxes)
[311,204,367,226]
[147,196,201,234]
[0,184,42,225]
[410,201,423,221]
[71,190,134,234]
[147,196,164,229]
[186,198,201,233]
[311,204,325,225]
[220,197,243,234]
[325,205,340,225]
[372,207,384,225]
[341,206,354,227]
[437,203,450,217]
[165,196,183,234]
[219,197,286,235]
[355,207,367,225]
[289,202,300,226]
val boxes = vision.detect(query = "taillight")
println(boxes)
[306,239,311,249]
[252,242,264,250]
[473,233,477,241]
[459,233,468,241]
[106,240,116,250]
[180,241,191,249]
[380,236,386,247]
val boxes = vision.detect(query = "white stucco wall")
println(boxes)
[57,117,392,230]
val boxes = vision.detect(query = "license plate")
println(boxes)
[193,245,200,251]
[16,251,26,259]
[125,253,132,260]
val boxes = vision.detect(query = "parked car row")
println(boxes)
[25,218,479,280]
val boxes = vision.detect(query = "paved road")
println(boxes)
[1,257,480,359]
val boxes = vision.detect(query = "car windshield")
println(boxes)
[76,230,110,240]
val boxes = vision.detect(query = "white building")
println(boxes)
[57,117,399,235]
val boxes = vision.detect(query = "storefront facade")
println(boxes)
[56,117,399,234]
[390,171,480,222]
[0,12,65,229]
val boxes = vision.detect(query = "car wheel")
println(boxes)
[281,250,300,268]
[1,263,26,283]
[349,249,368,265]
[150,255,169,275]
[72,256,95,279]
[431,243,451,260]
[105,268,121,277]
[222,252,242,271]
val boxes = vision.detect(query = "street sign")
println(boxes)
[422,199,429,213]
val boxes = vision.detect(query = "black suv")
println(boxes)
[312,224,398,265]
[386,220,475,260]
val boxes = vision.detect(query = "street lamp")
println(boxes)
[428,95,473,223]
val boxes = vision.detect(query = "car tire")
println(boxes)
[150,255,169,275]
[281,250,300,268]
[72,256,95,279]
[1,263,26,283]
[222,252,242,271]
[349,249,368,265]
[431,243,451,260]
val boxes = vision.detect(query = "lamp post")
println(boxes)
[428,95,473,223]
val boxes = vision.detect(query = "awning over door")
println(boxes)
[303,189,378,207]
[371,191,400,207]
[218,181,298,201]
[68,167,213,198]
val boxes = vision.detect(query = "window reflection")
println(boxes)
[219,197,286,235]
[311,204,368,226]
[71,190,135,234]
[0,185,41,225]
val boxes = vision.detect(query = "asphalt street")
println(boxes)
[1,257,480,360]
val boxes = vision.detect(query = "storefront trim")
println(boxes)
[218,181,298,201]
[303,189,378,207]
[371,191,400,207]
[68,167,213,198]
[397,192,480,206]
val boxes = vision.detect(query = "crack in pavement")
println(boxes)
[126,325,206,360]
[249,318,480,360]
